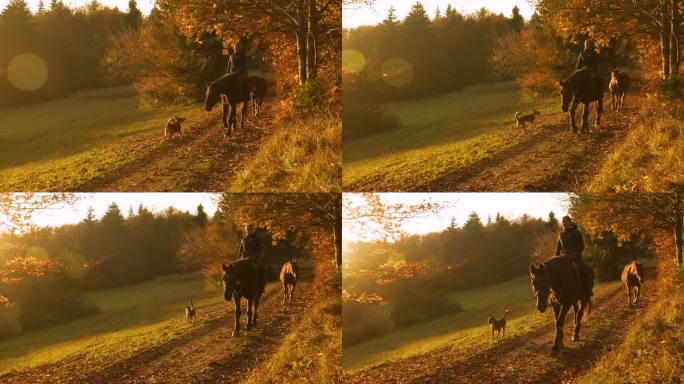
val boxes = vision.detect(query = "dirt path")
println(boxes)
[0,272,314,384]
[417,105,640,192]
[75,111,273,192]
[344,283,653,384]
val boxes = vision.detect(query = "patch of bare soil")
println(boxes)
[419,105,640,192]
[0,272,314,384]
[344,282,654,384]
[76,111,273,192]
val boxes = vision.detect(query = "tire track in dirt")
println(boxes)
[417,106,640,192]
[75,110,273,192]
[345,282,654,384]
[0,271,314,384]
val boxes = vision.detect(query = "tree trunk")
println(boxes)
[296,1,308,85]
[675,192,683,267]
[662,3,673,79]
[333,195,342,269]
[671,0,681,75]
[306,0,319,81]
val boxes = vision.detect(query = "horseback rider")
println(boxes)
[555,216,593,296]
[226,42,250,99]
[238,223,265,293]
[577,39,601,90]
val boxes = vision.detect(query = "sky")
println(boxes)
[1,193,219,231]
[343,193,570,242]
[343,0,535,29]
[0,0,156,14]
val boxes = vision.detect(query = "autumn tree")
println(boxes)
[571,193,683,267]
[535,0,684,80]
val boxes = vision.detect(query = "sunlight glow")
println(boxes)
[343,193,570,242]
[7,54,48,92]
[343,0,535,29]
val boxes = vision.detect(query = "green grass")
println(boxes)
[342,276,621,373]
[0,272,222,375]
[0,87,205,191]
[576,281,684,383]
[343,83,556,190]
[589,115,684,192]
[231,115,342,193]
[245,296,342,384]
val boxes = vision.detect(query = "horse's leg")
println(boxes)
[232,296,241,337]
[596,97,603,127]
[221,103,229,131]
[282,282,287,305]
[229,103,237,137]
[552,304,570,355]
[570,100,579,133]
[291,282,295,303]
[241,101,247,130]
[253,295,259,325]
[628,285,634,305]
[573,301,584,341]
[246,298,253,330]
[635,285,640,303]
[581,102,590,133]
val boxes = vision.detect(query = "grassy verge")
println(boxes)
[0,273,221,375]
[245,296,342,384]
[589,115,684,191]
[342,276,621,373]
[231,114,341,192]
[342,83,556,190]
[0,87,204,191]
[576,278,684,383]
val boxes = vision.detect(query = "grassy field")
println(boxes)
[0,87,205,191]
[0,272,222,375]
[343,83,557,190]
[342,276,621,373]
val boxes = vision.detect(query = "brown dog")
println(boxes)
[185,299,196,323]
[164,116,186,141]
[515,111,541,129]
[487,309,510,340]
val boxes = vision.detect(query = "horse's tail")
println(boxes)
[583,298,591,321]
[515,112,522,119]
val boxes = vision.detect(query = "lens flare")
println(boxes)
[342,49,366,74]
[7,54,49,92]
[381,58,414,88]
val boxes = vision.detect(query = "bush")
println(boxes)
[389,278,462,327]
[342,300,394,346]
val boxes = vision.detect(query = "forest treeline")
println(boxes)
[343,211,651,345]
[1,0,341,107]
[0,193,341,339]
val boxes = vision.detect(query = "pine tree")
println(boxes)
[82,207,97,224]
[434,6,442,21]
[195,204,209,228]
[382,6,398,26]
[509,6,525,32]
[124,0,142,29]
[0,0,32,27]
[37,0,45,14]
[404,2,430,27]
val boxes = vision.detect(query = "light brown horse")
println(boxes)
[279,259,299,305]
[609,67,630,112]
[621,261,644,306]
[248,76,268,119]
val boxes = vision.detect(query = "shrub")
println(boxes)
[342,300,394,346]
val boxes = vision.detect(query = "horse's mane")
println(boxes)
[565,67,591,83]
[212,72,240,84]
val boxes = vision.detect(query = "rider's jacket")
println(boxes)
[576,49,599,73]
[555,224,585,259]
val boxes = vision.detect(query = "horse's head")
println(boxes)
[530,264,550,313]
[559,79,573,113]
[635,262,645,284]
[221,263,238,300]
[205,81,221,111]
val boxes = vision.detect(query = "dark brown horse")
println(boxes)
[279,259,299,305]
[248,76,268,119]
[621,261,644,306]
[205,73,250,138]
[530,256,594,355]
[609,67,630,112]
[559,68,604,133]
[222,259,263,337]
